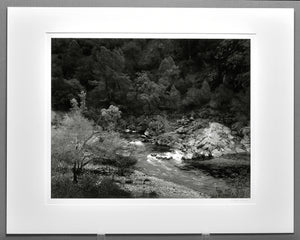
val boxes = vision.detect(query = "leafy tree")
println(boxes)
[213,39,250,91]
[92,46,127,103]
[99,105,122,131]
[158,56,180,90]
[75,56,95,90]
[51,38,250,118]
[135,72,164,113]
[61,40,83,79]
[51,109,96,183]
[168,85,181,109]
[183,81,211,108]
[139,39,175,69]
[52,78,83,111]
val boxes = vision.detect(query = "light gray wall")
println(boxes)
[0,1,298,239]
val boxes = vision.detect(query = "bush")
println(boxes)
[51,112,95,165]
[51,111,65,126]
[148,114,170,135]
[87,131,137,175]
[51,102,96,183]
[99,105,122,130]
[114,155,137,176]
[155,132,177,147]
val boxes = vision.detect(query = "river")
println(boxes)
[127,135,230,196]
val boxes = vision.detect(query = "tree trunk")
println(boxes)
[72,162,79,184]
[72,168,78,183]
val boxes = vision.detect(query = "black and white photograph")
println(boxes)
[51,38,250,199]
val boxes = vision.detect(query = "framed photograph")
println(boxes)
[7,7,294,234]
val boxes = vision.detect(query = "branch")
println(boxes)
[80,131,101,150]
[81,155,111,168]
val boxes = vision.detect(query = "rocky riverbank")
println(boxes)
[117,110,250,198]
[82,163,208,198]
[123,108,250,162]
[117,170,208,198]
[52,108,250,199]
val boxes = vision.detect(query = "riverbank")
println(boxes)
[114,170,208,198]
[52,164,209,198]
[52,108,250,198]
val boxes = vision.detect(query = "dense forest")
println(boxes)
[51,38,250,198]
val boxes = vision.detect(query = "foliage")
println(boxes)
[168,85,181,109]
[209,84,234,110]
[52,78,83,111]
[51,108,95,182]
[148,114,171,135]
[52,38,250,117]
[114,155,137,176]
[99,105,122,131]
[95,133,136,166]
[51,38,250,198]
[230,88,250,121]
[92,46,130,105]
[183,81,211,108]
[158,56,180,87]
[52,107,137,182]
[134,72,164,113]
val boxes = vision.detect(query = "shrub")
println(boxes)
[51,111,64,126]
[87,131,137,175]
[148,114,170,135]
[114,155,137,176]
[99,105,122,131]
[51,105,96,183]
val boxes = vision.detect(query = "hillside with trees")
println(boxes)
[51,38,250,198]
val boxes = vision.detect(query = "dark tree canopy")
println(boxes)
[52,38,250,120]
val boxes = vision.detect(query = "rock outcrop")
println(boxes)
[182,122,250,159]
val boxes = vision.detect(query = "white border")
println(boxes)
[7,8,294,234]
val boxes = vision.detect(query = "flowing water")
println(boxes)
[127,135,229,195]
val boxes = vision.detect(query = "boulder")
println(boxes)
[182,149,212,161]
[176,126,188,134]
[144,130,150,136]
[156,154,172,160]
[155,132,178,147]
[211,149,222,157]
[183,122,241,158]
[115,148,132,157]
[182,152,194,160]
[235,147,246,153]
